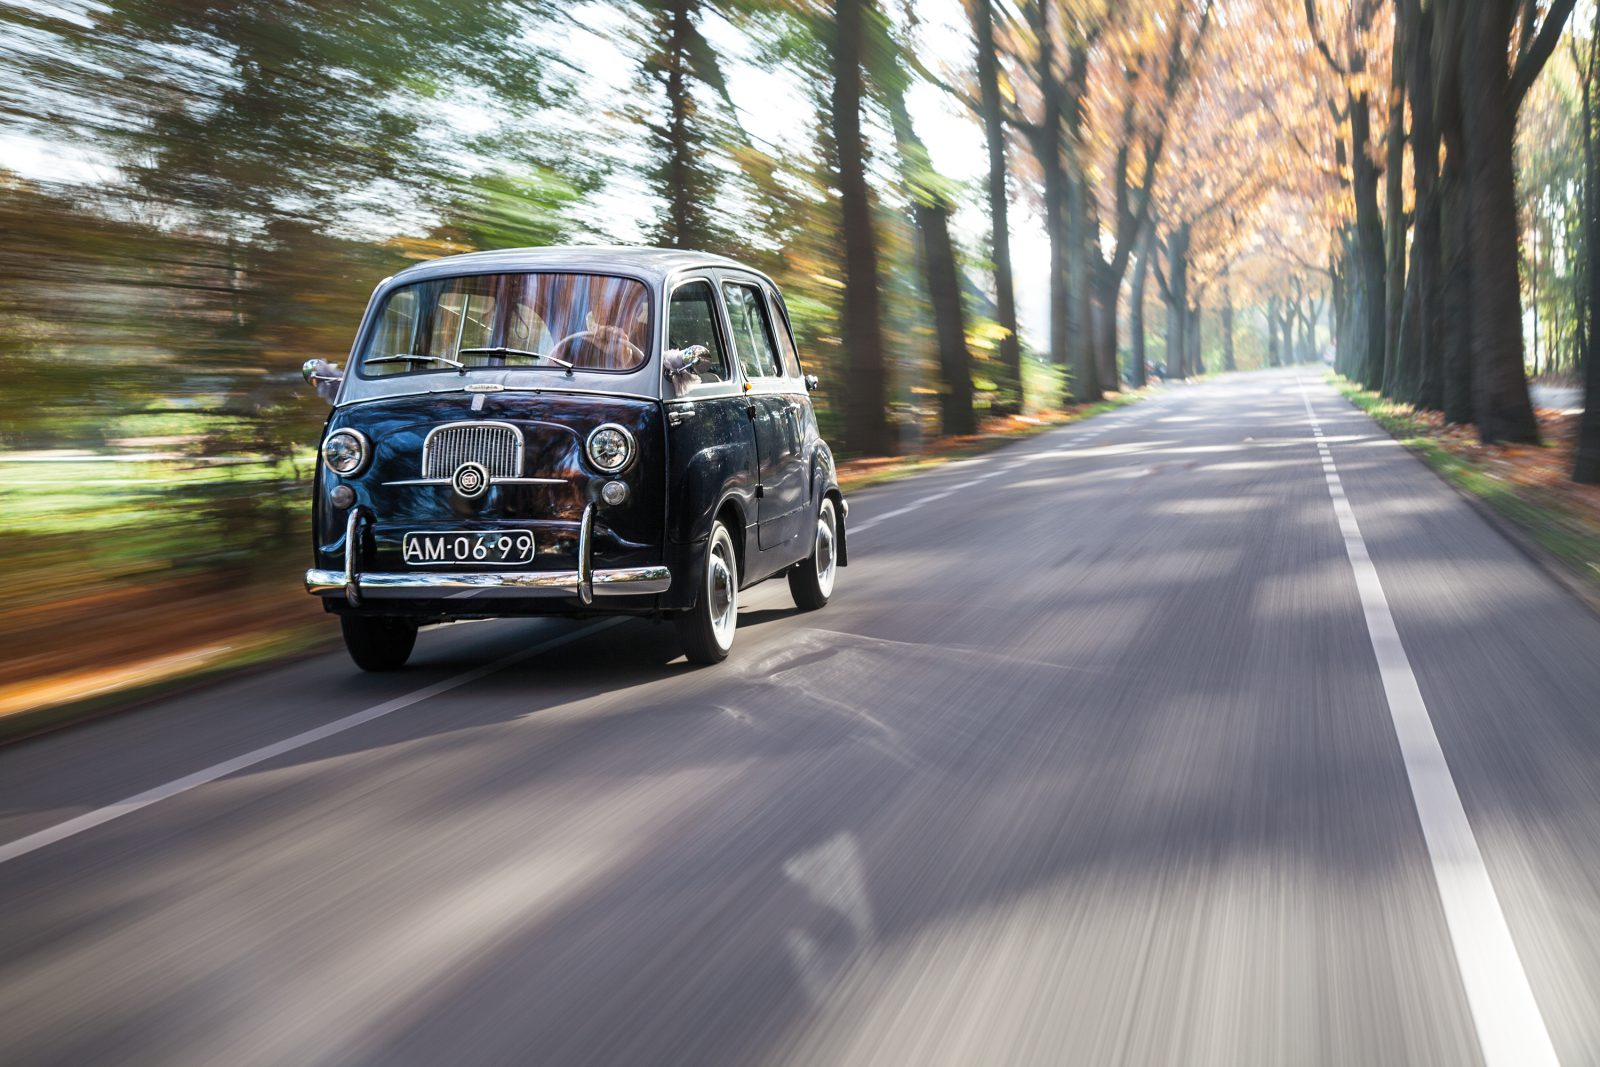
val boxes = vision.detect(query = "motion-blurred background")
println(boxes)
[2,0,1597,721]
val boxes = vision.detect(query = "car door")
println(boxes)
[662,278,758,551]
[720,275,809,551]
[764,284,818,516]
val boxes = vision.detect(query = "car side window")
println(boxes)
[723,281,783,379]
[767,292,803,379]
[667,280,730,385]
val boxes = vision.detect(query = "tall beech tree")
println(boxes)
[1398,0,1443,411]
[1016,0,1077,391]
[1130,222,1155,384]
[1304,0,1390,393]
[1084,0,1214,393]
[639,0,736,251]
[829,0,891,454]
[867,6,976,436]
[969,0,1024,412]
[1441,0,1575,444]
[1579,4,1600,482]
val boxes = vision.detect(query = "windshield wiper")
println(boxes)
[458,346,574,370]
[367,353,465,373]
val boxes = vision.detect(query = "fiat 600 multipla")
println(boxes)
[302,247,847,670]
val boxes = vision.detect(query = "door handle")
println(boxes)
[667,405,697,427]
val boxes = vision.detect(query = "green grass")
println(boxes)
[0,452,310,535]
[1331,375,1600,589]
[0,452,313,610]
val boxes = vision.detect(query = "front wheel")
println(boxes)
[675,520,739,664]
[341,615,418,672]
[788,497,838,611]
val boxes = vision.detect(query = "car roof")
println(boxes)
[385,245,771,287]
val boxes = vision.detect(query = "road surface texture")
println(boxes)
[4,369,1599,1066]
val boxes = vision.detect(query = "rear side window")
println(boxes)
[723,282,782,379]
[667,281,730,384]
[768,292,803,378]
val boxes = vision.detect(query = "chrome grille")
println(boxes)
[422,422,523,479]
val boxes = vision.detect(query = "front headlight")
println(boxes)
[586,424,634,473]
[322,429,370,476]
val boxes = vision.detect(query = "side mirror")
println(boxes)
[664,345,710,377]
[804,373,820,391]
[302,359,343,403]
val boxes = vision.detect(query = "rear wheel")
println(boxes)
[676,520,739,664]
[341,615,418,672]
[788,497,838,611]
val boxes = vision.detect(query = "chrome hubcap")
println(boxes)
[815,508,836,598]
[708,533,737,647]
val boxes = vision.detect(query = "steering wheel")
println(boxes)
[550,327,645,368]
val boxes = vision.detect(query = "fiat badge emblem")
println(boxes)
[452,462,489,498]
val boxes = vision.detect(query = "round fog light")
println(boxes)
[330,485,356,509]
[601,480,628,506]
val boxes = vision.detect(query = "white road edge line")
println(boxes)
[1297,377,1559,1067]
[0,618,626,866]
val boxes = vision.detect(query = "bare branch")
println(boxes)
[1303,0,1349,75]
[1510,0,1578,111]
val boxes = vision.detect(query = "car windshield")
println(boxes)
[358,272,651,376]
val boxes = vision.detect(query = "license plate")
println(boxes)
[403,530,535,566]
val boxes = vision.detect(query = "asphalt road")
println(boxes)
[4,369,1600,1066]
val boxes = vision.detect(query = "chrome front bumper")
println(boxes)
[304,566,671,600]
[308,503,669,606]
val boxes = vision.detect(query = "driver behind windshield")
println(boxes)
[359,272,651,376]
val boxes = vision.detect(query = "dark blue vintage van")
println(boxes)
[303,247,847,670]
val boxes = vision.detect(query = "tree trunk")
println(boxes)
[1439,156,1475,424]
[661,0,699,248]
[1061,44,1099,403]
[1398,260,1421,388]
[1457,0,1540,444]
[1166,226,1190,378]
[1580,296,1600,479]
[1030,10,1072,399]
[1267,295,1280,368]
[1407,0,1443,410]
[1580,17,1595,385]
[1047,156,1068,376]
[831,0,890,454]
[1130,224,1152,386]
[1331,256,1347,368]
[1531,222,1541,378]
[1580,11,1600,481]
[882,70,975,437]
[1283,299,1297,367]
[1092,265,1118,391]
[1382,10,1409,397]
[1066,170,1101,400]
[911,199,975,436]
[970,0,1023,413]
[1221,268,1236,371]
[1308,297,1322,362]
[1188,306,1203,375]
[1580,329,1600,480]
[1350,92,1388,391]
